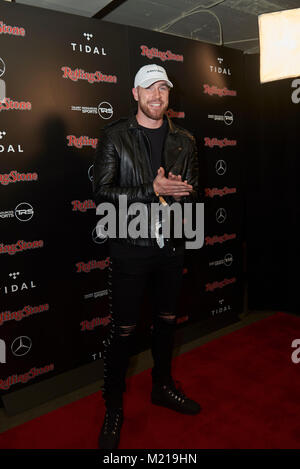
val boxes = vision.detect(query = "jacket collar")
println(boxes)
[127,113,178,134]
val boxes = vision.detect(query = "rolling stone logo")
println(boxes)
[80,315,111,331]
[205,277,236,292]
[0,271,37,296]
[66,135,98,149]
[0,240,44,256]
[71,200,96,212]
[205,233,236,246]
[61,66,117,84]
[70,32,107,55]
[0,130,24,153]
[75,258,110,273]
[0,97,31,112]
[0,170,38,186]
[203,84,237,97]
[0,20,26,37]
[209,253,233,268]
[0,364,54,390]
[0,202,34,221]
[166,109,185,119]
[140,45,184,62]
[70,101,113,119]
[204,137,237,148]
[208,111,233,125]
[205,187,237,198]
[0,303,49,326]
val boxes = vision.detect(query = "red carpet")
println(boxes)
[1,312,300,449]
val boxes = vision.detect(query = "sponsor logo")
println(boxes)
[209,57,231,75]
[1,271,37,296]
[92,225,108,244]
[0,20,26,37]
[215,159,227,176]
[91,351,103,361]
[206,277,236,292]
[0,202,34,222]
[204,137,237,148]
[70,32,107,55]
[98,101,113,119]
[291,78,300,104]
[76,258,110,273]
[216,207,227,223]
[208,111,233,125]
[0,303,49,326]
[0,97,31,112]
[84,289,108,300]
[0,364,55,390]
[205,233,236,246]
[0,130,24,153]
[66,135,98,149]
[0,58,5,102]
[166,109,185,119]
[0,170,38,186]
[176,315,188,324]
[203,84,237,97]
[211,298,232,316]
[205,187,236,197]
[61,66,117,84]
[71,200,96,212]
[88,165,94,182]
[0,57,5,78]
[209,253,233,268]
[0,240,44,256]
[11,336,32,357]
[0,338,5,363]
[70,101,113,119]
[80,315,111,331]
[140,45,184,62]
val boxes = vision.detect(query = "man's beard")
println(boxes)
[139,100,168,121]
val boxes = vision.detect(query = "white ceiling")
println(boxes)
[14,0,300,53]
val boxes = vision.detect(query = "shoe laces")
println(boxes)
[104,408,122,435]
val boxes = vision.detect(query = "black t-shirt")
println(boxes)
[138,120,168,177]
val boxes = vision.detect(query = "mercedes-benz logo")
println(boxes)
[98,101,113,120]
[0,58,5,78]
[14,202,34,222]
[224,253,233,266]
[92,225,107,244]
[88,165,94,182]
[11,336,32,357]
[224,111,233,125]
[216,207,227,223]
[215,159,227,176]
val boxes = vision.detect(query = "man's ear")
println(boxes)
[132,87,138,102]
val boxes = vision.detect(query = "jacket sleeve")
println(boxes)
[93,131,157,206]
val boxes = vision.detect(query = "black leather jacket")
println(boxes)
[93,114,199,248]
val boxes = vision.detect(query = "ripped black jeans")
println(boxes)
[102,241,184,409]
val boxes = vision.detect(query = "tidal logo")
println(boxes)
[0,338,5,363]
[0,130,24,153]
[70,33,107,55]
[291,78,300,104]
[209,57,231,76]
[1,272,37,295]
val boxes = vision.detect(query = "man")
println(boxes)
[93,64,200,450]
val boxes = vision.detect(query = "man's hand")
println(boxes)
[153,167,193,199]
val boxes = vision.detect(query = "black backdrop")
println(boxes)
[0,1,244,397]
[244,54,299,315]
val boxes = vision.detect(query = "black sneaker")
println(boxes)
[98,408,123,449]
[151,380,201,415]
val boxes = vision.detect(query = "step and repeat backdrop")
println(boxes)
[0,1,244,396]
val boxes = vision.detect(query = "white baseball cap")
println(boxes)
[134,64,173,89]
